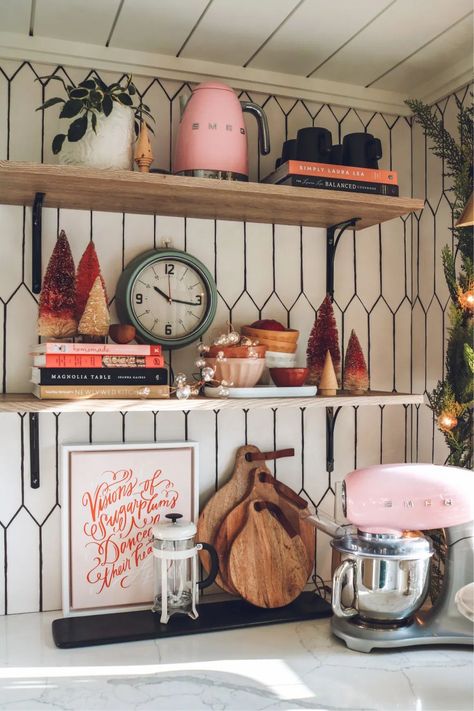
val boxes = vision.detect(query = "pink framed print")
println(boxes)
[61,442,198,616]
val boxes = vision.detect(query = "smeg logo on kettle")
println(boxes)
[191,122,246,135]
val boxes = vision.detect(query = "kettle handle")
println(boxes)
[240,101,271,156]
[196,542,219,590]
[332,558,358,618]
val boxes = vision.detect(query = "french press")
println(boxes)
[152,513,219,624]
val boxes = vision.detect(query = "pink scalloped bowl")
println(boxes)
[206,357,265,388]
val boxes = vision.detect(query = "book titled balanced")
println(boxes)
[263,160,399,196]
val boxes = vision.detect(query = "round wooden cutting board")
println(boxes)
[213,469,314,593]
[228,501,309,608]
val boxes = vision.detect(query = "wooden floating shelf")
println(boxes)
[0,161,424,231]
[0,392,424,414]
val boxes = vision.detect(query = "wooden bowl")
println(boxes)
[255,337,297,353]
[207,344,267,359]
[242,325,299,344]
[270,367,309,387]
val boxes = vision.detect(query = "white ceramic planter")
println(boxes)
[58,104,134,170]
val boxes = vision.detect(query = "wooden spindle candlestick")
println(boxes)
[134,121,153,172]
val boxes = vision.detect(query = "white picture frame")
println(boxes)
[61,441,199,617]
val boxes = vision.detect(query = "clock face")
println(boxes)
[116,250,217,348]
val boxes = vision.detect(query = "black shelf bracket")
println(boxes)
[29,412,40,489]
[326,218,360,300]
[326,406,342,475]
[32,192,45,294]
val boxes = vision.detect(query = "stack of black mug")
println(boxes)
[276,127,382,169]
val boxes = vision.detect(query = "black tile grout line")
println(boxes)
[0,61,461,613]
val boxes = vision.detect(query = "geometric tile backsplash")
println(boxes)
[0,58,468,614]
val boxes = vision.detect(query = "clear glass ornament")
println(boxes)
[216,351,225,361]
[174,372,187,386]
[241,336,252,346]
[195,358,206,368]
[228,331,240,344]
[201,366,215,382]
[176,384,191,400]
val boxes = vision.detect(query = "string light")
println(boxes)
[171,326,260,400]
[457,286,474,312]
[437,411,458,432]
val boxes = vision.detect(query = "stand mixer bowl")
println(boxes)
[331,532,433,623]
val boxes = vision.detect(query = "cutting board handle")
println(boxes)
[245,448,295,462]
[254,470,308,510]
[254,500,298,538]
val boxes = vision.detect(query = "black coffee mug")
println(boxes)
[281,138,297,163]
[329,144,344,165]
[296,127,332,163]
[342,132,382,168]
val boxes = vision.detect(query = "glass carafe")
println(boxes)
[152,513,218,624]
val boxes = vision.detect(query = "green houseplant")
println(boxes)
[37,74,154,170]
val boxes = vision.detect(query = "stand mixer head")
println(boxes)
[312,463,474,652]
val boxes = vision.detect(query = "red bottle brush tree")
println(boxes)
[38,230,77,338]
[343,329,369,393]
[307,295,341,385]
[75,241,107,321]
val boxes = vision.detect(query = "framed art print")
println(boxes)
[61,442,198,616]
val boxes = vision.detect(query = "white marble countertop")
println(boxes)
[0,611,472,711]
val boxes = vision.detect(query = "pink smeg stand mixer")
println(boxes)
[311,463,474,652]
[173,82,270,181]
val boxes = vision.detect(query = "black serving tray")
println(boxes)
[52,591,331,648]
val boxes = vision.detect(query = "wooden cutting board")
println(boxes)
[228,501,309,608]
[197,444,270,576]
[214,469,314,593]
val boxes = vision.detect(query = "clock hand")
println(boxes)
[153,286,172,304]
[170,296,203,306]
[154,285,201,307]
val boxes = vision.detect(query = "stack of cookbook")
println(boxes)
[31,341,169,399]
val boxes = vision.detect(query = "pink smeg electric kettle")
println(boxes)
[173,82,270,181]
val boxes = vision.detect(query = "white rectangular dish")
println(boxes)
[204,385,317,398]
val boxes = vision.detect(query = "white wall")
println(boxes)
[0,59,419,614]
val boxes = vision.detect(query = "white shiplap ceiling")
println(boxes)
[0,0,472,109]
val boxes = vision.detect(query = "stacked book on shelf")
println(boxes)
[262,160,399,196]
[31,342,169,399]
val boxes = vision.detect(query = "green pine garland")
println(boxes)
[406,95,473,468]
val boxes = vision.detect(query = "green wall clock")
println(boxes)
[116,248,218,349]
